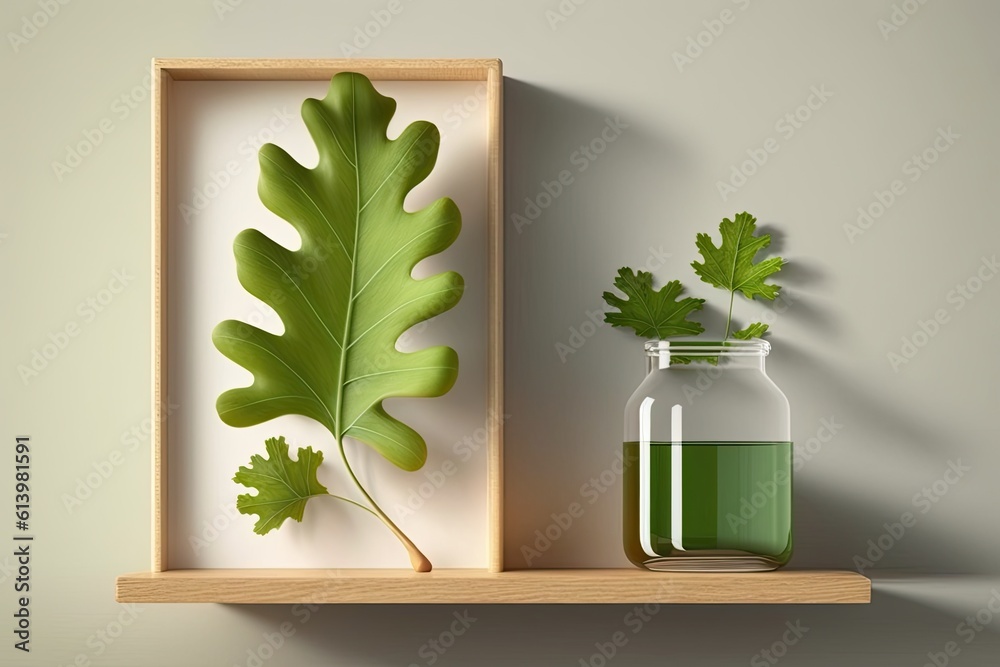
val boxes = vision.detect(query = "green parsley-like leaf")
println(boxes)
[692,212,784,301]
[602,268,705,339]
[234,436,329,535]
[732,322,769,340]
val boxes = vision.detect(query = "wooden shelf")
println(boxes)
[116,569,870,604]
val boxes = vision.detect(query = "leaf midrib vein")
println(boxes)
[333,76,361,440]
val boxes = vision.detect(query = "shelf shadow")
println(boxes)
[224,584,1000,666]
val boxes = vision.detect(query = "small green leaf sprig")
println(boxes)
[603,211,784,342]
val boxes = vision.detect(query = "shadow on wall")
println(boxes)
[224,588,1000,666]
[500,78,698,570]
[726,264,990,576]
[781,341,993,576]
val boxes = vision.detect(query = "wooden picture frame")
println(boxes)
[118,58,507,601]
[117,58,868,604]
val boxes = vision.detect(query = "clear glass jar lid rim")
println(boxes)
[644,339,771,356]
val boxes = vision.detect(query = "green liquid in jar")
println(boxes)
[623,441,793,571]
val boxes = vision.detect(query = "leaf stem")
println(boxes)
[336,437,432,572]
[325,493,378,517]
[724,290,735,339]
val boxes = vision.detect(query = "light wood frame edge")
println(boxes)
[486,62,504,573]
[151,58,504,574]
[152,62,169,572]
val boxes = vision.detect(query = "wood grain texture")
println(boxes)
[116,569,871,604]
[152,63,170,573]
[486,60,504,574]
[154,58,500,81]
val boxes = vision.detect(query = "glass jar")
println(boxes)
[623,339,792,571]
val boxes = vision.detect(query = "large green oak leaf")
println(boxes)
[213,72,463,472]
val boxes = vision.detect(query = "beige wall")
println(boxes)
[2,0,999,664]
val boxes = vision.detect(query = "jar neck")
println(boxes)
[644,340,769,373]
[646,353,765,373]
